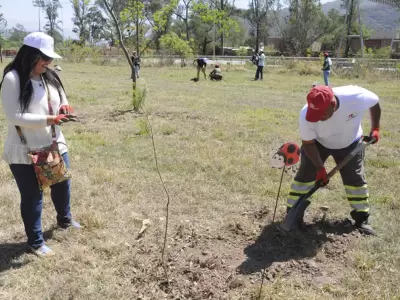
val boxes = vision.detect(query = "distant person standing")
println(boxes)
[130,51,141,79]
[194,58,208,81]
[250,51,259,66]
[255,50,265,81]
[322,52,332,86]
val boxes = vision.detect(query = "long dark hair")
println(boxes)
[0,45,65,112]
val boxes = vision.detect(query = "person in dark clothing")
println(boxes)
[322,52,332,86]
[194,58,207,80]
[254,50,265,81]
[250,52,259,66]
[130,51,141,79]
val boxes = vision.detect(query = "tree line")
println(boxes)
[0,0,399,58]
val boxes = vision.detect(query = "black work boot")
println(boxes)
[287,201,311,231]
[350,211,375,236]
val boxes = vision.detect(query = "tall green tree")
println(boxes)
[214,0,237,55]
[41,0,63,42]
[284,0,329,55]
[143,0,178,52]
[7,24,29,47]
[96,0,128,47]
[71,0,92,44]
[120,0,146,54]
[319,9,346,52]
[246,0,273,53]
[87,5,108,43]
[174,0,193,41]
[100,0,178,108]
[160,32,193,66]
[193,0,239,55]
[342,0,356,57]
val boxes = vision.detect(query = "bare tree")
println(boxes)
[246,0,272,52]
[100,0,134,82]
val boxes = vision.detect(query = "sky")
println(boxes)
[1,0,334,40]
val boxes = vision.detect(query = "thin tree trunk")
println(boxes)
[202,36,207,54]
[136,8,140,55]
[185,5,190,40]
[345,0,354,57]
[256,22,260,53]
[220,0,224,55]
[221,32,224,55]
[102,0,137,109]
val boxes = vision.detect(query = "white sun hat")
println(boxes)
[23,32,62,59]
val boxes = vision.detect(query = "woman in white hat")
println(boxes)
[0,32,80,257]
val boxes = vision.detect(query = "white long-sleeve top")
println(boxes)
[1,70,68,165]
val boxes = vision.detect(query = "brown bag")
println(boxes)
[16,77,71,190]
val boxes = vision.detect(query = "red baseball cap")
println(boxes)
[323,52,329,56]
[306,86,334,122]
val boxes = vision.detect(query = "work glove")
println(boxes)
[363,128,380,144]
[59,105,74,115]
[55,114,77,125]
[316,167,329,187]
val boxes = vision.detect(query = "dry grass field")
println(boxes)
[0,61,399,300]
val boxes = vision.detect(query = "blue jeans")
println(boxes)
[323,70,330,86]
[255,66,264,80]
[9,152,72,248]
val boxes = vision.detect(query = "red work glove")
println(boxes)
[59,105,74,115]
[55,114,69,125]
[316,167,329,187]
[369,128,380,144]
[55,114,77,125]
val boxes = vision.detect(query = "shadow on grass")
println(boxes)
[0,227,57,273]
[237,219,356,275]
[110,109,142,118]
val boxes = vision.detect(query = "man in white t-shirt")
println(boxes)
[287,85,381,235]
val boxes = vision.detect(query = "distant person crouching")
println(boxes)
[209,64,223,81]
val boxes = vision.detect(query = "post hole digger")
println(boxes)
[280,136,376,233]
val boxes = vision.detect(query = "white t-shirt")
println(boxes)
[299,85,379,149]
[258,53,265,67]
[1,70,68,164]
